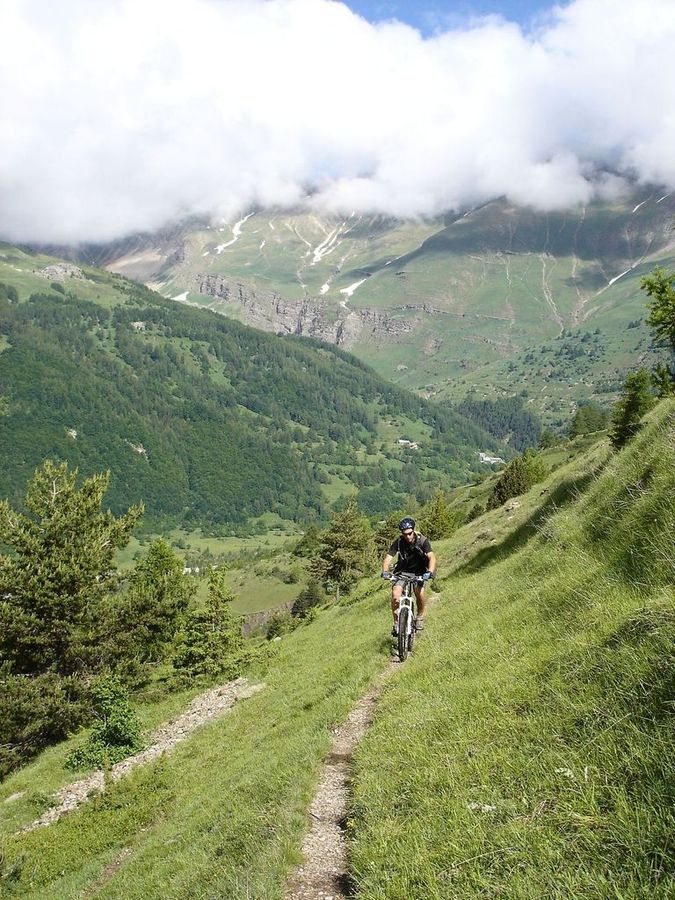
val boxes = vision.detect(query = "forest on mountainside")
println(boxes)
[0,275,498,528]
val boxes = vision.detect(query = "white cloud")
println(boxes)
[1,0,674,243]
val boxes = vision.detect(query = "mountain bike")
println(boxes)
[386,572,424,662]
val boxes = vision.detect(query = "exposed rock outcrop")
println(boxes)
[38,263,86,281]
[190,274,416,348]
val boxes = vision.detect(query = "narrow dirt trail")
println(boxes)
[284,659,399,900]
[285,594,439,899]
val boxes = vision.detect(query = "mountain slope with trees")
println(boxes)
[1,398,672,897]
[0,244,501,529]
[97,188,675,424]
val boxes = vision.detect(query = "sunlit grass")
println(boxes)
[1,402,673,898]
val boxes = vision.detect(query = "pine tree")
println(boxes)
[538,428,560,449]
[373,511,408,558]
[641,267,675,395]
[310,497,376,601]
[487,450,547,509]
[291,579,323,618]
[569,402,609,437]
[115,539,194,665]
[0,460,142,676]
[418,490,458,540]
[610,369,656,450]
[642,267,675,353]
[173,567,244,680]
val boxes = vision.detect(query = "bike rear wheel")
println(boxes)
[397,606,410,662]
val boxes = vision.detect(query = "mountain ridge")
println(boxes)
[91,188,674,423]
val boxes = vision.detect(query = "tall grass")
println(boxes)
[0,584,390,897]
[1,403,672,898]
[349,401,675,898]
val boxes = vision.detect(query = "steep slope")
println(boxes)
[101,188,675,423]
[1,402,672,898]
[0,244,498,528]
[351,400,675,897]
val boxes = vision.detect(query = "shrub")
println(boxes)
[487,449,547,509]
[65,675,144,771]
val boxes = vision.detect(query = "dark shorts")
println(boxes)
[391,572,425,587]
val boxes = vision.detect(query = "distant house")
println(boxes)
[479,451,505,465]
[131,321,146,331]
[397,438,420,450]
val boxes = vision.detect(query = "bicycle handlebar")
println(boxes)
[384,571,425,583]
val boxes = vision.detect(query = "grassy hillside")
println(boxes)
[0,244,500,529]
[351,399,675,897]
[105,189,675,425]
[1,401,672,897]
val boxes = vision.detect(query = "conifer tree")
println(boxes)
[487,450,547,509]
[641,267,675,395]
[0,461,142,676]
[173,567,244,680]
[418,490,458,540]
[291,579,323,618]
[115,539,193,665]
[310,497,376,601]
[642,267,675,353]
[373,511,408,558]
[610,369,656,450]
[569,402,609,437]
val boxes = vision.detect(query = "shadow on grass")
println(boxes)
[454,470,599,576]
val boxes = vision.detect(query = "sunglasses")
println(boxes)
[402,530,414,536]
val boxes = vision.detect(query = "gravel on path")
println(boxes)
[21,676,264,833]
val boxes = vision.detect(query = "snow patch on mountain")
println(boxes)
[215,213,254,253]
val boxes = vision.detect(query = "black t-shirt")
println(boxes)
[388,533,433,575]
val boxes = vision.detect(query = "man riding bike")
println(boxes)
[381,517,436,636]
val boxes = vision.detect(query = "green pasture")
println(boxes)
[2,401,672,898]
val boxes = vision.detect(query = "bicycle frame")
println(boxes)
[392,572,423,661]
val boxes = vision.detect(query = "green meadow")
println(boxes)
[1,400,672,898]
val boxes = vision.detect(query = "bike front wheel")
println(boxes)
[397,606,410,662]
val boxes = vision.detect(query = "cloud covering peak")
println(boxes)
[1,0,674,243]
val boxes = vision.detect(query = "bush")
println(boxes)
[487,449,547,509]
[65,675,144,771]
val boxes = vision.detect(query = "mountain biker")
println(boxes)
[381,517,436,636]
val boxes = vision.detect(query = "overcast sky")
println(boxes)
[1,0,674,244]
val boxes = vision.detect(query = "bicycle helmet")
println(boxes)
[398,516,416,532]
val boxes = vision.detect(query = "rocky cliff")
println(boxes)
[190,273,415,348]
